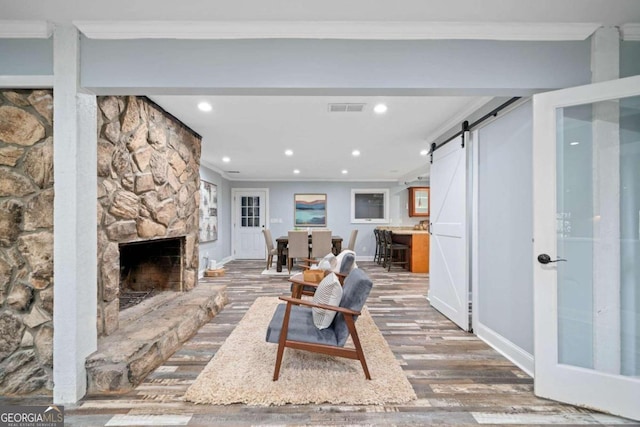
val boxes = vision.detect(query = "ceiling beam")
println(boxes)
[74,21,601,41]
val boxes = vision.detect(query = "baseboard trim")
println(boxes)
[198,256,235,278]
[475,322,534,377]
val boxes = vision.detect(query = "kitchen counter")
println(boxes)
[377,227,430,273]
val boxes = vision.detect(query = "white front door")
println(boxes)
[533,75,640,420]
[429,134,470,331]
[232,189,268,259]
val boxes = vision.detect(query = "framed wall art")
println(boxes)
[199,180,218,242]
[294,193,327,227]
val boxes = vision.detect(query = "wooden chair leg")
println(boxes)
[344,313,371,380]
[274,303,293,381]
[266,254,272,270]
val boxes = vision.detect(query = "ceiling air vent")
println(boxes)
[226,171,240,174]
[328,103,366,113]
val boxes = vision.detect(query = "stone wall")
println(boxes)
[97,96,201,336]
[0,89,54,395]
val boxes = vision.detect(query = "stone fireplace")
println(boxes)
[97,96,201,336]
[119,237,184,310]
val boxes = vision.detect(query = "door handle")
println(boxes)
[537,254,567,264]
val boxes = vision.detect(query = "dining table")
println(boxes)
[275,235,343,272]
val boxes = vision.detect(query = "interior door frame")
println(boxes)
[533,75,640,420]
[231,187,270,259]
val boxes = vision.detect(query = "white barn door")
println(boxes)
[429,135,470,331]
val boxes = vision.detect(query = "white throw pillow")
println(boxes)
[311,272,343,329]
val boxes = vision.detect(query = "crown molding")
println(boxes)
[423,96,494,146]
[0,20,53,38]
[74,20,601,41]
[621,23,640,41]
[200,159,232,181]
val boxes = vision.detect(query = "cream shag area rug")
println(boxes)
[260,268,291,276]
[184,297,417,406]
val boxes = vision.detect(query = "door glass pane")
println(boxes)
[556,95,640,376]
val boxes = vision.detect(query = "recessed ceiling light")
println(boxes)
[352,150,361,157]
[198,101,212,112]
[373,103,388,114]
[420,149,429,156]
[293,169,300,174]
[285,149,293,156]
[570,141,580,146]
[222,156,230,163]
[342,169,348,174]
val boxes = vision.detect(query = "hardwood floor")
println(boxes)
[5,261,638,426]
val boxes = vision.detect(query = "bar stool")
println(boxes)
[373,229,383,265]
[383,230,409,271]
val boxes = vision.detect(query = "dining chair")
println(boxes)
[287,230,310,273]
[346,229,358,251]
[310,230,332,259]
[262,229,279,270]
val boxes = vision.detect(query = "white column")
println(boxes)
[591,26,621,374]
[53,25,98,404]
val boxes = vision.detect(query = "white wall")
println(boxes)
[621,40,640,78]
[474,100,534,374]
[0,38,53,75]
[229,180,426,259]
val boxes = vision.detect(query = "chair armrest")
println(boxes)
[278,295,361,316]
[288,275,320,288]
[298,258,317,266]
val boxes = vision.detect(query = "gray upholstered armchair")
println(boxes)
[295,250,358,297]
[265,268,373,381]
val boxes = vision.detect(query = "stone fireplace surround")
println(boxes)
[97,96,201,336]
[1,92,225,396]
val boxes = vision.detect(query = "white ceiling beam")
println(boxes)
[0,20,53,38]
[0,75,54,87]
[621,23,640,41]
[74,21,601,41]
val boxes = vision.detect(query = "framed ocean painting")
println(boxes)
[294,193,327,227]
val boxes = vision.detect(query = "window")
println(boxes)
[240,196,260,228]
[350,189,389,224]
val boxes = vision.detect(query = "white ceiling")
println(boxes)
[4,0,638,181]
[150,95,491,181]
[2,0,640,25]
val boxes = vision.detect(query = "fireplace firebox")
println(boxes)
[119,237,184,310]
